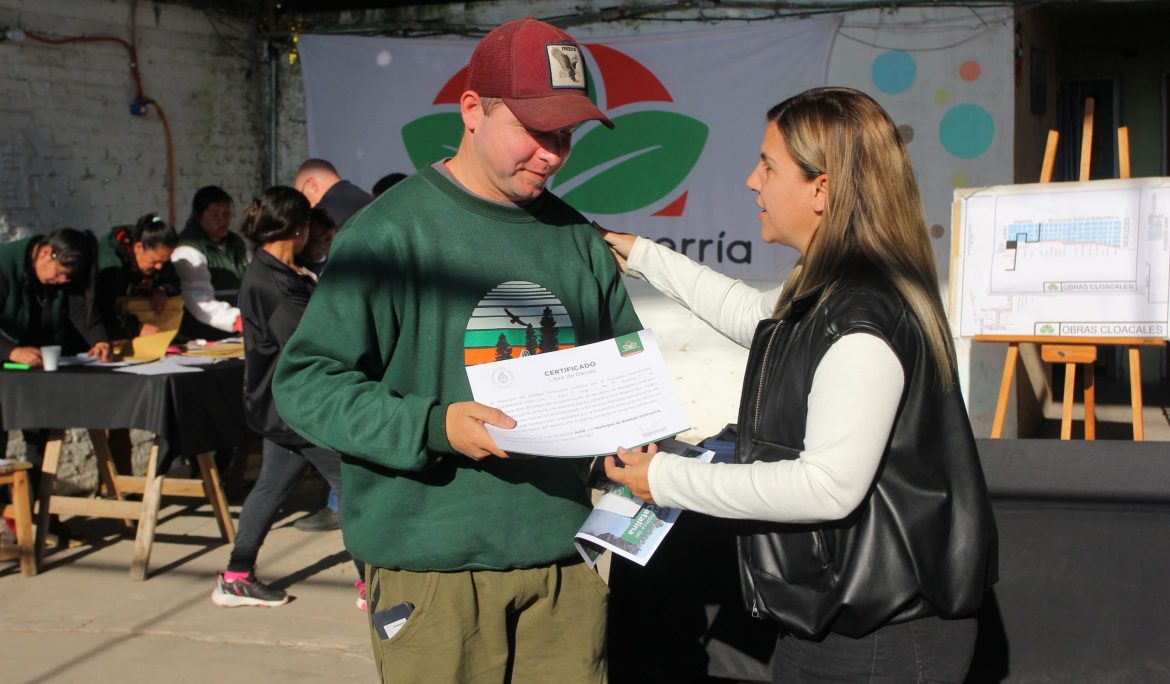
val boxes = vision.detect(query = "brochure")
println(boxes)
[573,438,714,567]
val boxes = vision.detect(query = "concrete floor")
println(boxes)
[0,494,375,684]
[3,337,1168,684]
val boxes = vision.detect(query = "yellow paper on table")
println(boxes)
[114,297,184,362]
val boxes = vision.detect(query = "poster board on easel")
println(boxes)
[949,176,1170,341]
[947,170,1170,440]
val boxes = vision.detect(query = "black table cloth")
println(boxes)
[0,360,249,465]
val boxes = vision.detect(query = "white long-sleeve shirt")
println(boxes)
[624,237,905,524]
[171,245,241,332]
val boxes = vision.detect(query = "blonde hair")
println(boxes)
[770,87,955,388]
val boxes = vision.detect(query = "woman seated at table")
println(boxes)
[1,228,109,526]
[96,213,181,340]
[0,228,109,366]
[210,186,363,609]
[171,185,248,342]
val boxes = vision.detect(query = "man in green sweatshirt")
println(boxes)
[274,17,639,683]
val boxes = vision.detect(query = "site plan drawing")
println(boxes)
[952,177,1170,338]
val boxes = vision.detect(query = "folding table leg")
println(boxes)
[130,443,163,581]
[89,429,133,531]
[196,451,236,544]
[11,467,37,576]
[33,429,65,571]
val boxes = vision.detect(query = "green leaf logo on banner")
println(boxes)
[550,111,707,215]
[401,113,463,170]
[401,43,708,214]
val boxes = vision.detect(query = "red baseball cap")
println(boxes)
[466,17,614,132]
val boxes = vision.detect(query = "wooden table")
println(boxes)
[0,359,249,579]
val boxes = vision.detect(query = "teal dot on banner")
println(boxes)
[939,104,995,159]
[872,51,916,94]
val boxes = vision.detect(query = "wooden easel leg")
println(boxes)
[1083,364,1096,440]
[196,451,236,544]
[130,443,163,581]
[1129,346,1144,441]
[1061,362,1076,440]
[1039,130,1059,183]
[991,343,1020,439]
[11,468,37,576]
[89,429,132,531]
[34,430,64,571]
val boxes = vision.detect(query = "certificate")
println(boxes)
[465,329,690,458]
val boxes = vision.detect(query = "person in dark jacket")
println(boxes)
[96,213,181,340]
[293,158,372,230]
[210,186,362,609]
[286,207,346,532]
[1,228,109,366]
[290,159,371,532]
[601,88,997,682]
[293,208,336,280]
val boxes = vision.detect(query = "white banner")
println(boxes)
[300,17,839,280]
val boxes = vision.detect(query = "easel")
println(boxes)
[979,98,1156,441]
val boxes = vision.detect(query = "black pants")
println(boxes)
[228,438,364,579]
[772,615,977,683]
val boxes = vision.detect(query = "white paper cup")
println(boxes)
[41,345,62,371]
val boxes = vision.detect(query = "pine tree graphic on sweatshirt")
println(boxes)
[463,281,576,366]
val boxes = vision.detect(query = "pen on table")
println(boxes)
[3,362,31,370]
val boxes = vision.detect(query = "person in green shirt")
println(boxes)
[2,229,109,516]
[95,213,180,340]
[273,18,638,684]
[0,228,109,366]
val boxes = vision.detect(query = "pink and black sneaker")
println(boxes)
[211,572,289,608]
[354,580,368,612]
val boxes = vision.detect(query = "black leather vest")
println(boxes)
[735,274,998,639]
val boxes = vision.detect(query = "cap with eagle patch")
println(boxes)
[466,17,615,132]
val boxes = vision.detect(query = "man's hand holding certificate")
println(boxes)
[464,329,689,458]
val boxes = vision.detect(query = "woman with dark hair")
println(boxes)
[601,88,997,682]
[294,207,336,278]
[2,229,109,516]
[211,186,363,609]
[172,185,248,341]
[96,213,181,340]
[0,228,109,366]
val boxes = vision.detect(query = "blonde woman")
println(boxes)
[601,87,998,682]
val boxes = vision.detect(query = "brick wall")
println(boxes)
[0,0,266,487]
[0,0,266,239]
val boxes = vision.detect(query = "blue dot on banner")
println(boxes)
[939,104,996,159]
[872,51,916,94]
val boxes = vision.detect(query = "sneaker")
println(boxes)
[354,580,368,611]
[293,507,341,532]
[211,572,289,608]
